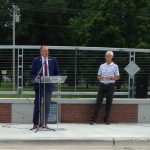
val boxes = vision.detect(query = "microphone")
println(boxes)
[34,61,45,83]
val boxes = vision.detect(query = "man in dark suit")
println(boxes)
[31,45,60,129]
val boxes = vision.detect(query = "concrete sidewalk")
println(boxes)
[0,123,150,145]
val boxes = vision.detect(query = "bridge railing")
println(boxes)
[0,45,149,98]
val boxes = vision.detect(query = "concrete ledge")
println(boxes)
[0,98,150,123]
[0,139,113,146]
[0,139,150,146]
[0,98,150,104]
[0,124,150,146]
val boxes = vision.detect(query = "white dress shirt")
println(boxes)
[98,62,119,84]
[41,56,49,76]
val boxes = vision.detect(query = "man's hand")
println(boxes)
[110,76,120,81]
[97,76,120,81]
[97,76,101,80]
[35,76,40,83]
[97,76,111,80]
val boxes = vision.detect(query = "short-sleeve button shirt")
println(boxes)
[98,62,120,84]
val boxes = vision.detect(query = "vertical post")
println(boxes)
[12,4,16,91]
[17,48,23,97]
[128,51,135,98]
[57,83,61,125]
[74,49,77,92]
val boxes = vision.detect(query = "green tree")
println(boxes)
[69,0,150,48]
[0,0,72,45]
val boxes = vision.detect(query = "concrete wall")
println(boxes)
[138,104,150,123]
[0,98,150,123]
[12,103,34,124]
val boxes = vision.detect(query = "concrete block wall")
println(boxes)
[0,98,150,124]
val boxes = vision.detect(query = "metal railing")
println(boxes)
[0,45,149,98]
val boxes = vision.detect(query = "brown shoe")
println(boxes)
[30,124,38,130]
[32,124,38,129]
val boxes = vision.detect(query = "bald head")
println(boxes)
[106,51,114,57]
[105,51,114,64]
[40,45,49,58]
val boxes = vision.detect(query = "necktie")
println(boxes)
[44,61,48,76]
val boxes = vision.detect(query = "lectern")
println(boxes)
[33,75,67,133]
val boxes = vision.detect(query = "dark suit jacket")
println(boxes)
[30,56,60,91]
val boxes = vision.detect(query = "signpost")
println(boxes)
[124,61,140,98]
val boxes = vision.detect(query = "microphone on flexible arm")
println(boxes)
[34,60,45,83]
[34,56,49,83]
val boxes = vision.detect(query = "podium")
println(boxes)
[33,75,67,132]
[40,76,67,84]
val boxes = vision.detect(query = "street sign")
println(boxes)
[124,61,140,76]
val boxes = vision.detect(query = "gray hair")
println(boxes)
[106,51,114,56]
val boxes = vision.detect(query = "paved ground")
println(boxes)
[0,123,150,150]
[0,145,150,150]
[0,143,150,150]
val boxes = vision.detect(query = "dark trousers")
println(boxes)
[91,83,115,122]
[33,85,52,125]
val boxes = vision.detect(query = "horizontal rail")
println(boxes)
[22,91,129,95]
[0,98,150,104]
[0,91,149,96]
[0,45,150,53]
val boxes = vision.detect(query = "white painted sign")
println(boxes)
[124,61,140,76]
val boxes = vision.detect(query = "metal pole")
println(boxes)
[128,51,135,98]
[74,49,77,92]
[21,48,23,96]
[12,4,16,91]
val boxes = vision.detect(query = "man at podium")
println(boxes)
[31,45,60,129]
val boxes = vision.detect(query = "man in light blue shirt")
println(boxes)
[90,51,120,125]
